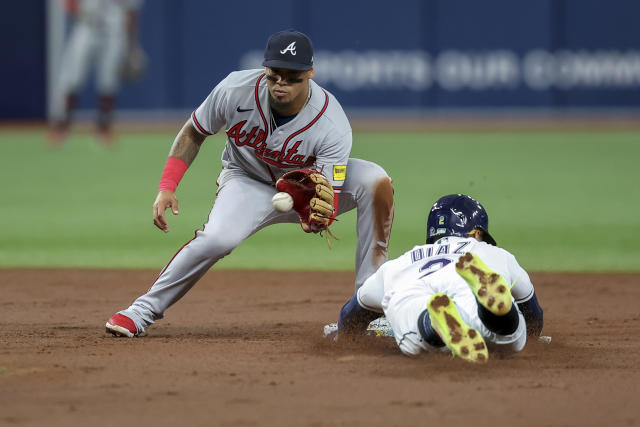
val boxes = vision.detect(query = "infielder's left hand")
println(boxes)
[153,190,179,233]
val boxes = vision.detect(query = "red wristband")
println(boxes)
[158,157,188,192]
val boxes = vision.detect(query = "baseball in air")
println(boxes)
[272,192,294,212]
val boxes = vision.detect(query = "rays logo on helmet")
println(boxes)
[280,42,297,56]
[425,194,497,246]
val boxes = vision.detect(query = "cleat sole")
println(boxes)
[427,293,488,363]
[456,252,513,316]
[105,322,136,338]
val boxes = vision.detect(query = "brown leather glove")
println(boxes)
[275,169,334,234]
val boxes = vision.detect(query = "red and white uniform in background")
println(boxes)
[54,0,142,116]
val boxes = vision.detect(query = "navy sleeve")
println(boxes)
[338,293,380,335]
[517,292,544,336]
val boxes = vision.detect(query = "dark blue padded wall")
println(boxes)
[2,0,640,118]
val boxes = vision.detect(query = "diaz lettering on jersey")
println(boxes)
[226,121,314,168]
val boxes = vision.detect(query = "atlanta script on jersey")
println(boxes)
[190,69,351,194]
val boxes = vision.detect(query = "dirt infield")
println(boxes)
[1,269,639,427]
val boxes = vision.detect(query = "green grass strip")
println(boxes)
[1,129,638,272]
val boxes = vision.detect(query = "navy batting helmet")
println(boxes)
[426,194,497,245]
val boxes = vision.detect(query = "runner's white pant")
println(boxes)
[122,158,394,332]
[376,268,527,357]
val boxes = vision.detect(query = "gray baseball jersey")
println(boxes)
[117,69,394,335]
[191,69,351,190]
[357,237,533,356]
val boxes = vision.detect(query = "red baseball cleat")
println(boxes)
[106,313,139,337]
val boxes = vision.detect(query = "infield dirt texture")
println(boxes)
[2,268,640,426]
[1,121,639,426]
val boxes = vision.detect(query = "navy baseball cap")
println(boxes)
[262,29,314,71]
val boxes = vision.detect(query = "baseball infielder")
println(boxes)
[106,29,395,337]
[337,194,543,362]
[49,0,144,145]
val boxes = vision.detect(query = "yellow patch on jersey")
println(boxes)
[333,165,347,181]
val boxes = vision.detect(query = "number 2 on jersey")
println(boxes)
[418,258,452,278]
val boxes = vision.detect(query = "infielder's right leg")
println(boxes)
[113,174,280,335]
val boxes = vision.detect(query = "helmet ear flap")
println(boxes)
[482,229,497,246]
[468,227,497,246]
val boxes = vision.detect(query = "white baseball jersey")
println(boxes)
[357,236,534,356]
[191,69,352,192]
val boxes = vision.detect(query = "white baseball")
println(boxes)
[272,192,293,212]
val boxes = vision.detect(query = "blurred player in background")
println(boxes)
[48,0,146,147]
[336,194,544,363]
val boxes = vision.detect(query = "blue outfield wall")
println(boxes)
[0,0,47,118]
[3,0,640,119]
[119,0,640,113]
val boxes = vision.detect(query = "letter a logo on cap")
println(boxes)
[280,42,297,56]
